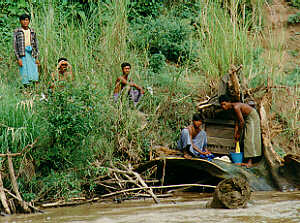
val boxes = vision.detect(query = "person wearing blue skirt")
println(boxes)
[13,14,39,87]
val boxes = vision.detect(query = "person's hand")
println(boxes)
[18,59,23,67]
[234,132,240,141]
[141,89,145,94]
[35,59,40,65]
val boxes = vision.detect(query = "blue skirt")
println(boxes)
[19,46,39,84]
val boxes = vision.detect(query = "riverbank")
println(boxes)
[0,0,299,213]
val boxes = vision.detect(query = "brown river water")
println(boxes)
[2,191,300,223]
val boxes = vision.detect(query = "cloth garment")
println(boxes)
[243,109,262,158]
[177,128,214,160]
[19,46,39,84]
[13,27,39,60]
[23,28,31,47]
[114,88,143,106]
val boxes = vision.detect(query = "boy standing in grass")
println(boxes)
[13,14,39,88]
[177,113,214,160]
[113,62,144,106]
[219,95,262,168]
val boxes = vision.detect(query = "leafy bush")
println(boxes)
[288,12,300,24]
[131,16,197,63]
[288,0,300,9]
[149,53,166,73]
[128,0,163,21]
[34,84,97,173]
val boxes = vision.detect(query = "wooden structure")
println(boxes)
[204,119,235,155]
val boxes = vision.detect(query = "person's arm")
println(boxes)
[119,76,144,94]
[234,120,239,142]
[68,63,74,81]
[13,31,22,67]
[31,30,39,64]
[202,132,211,154]
[233,105,245,140]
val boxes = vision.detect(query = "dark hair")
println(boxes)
[121,62,131,69]
[192,113,204,122]
[219,94,231,104]
[19,14,30,21]
[58,57,68,63]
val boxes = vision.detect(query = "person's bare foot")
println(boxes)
[183,153,192,159]
[244,159,253,168]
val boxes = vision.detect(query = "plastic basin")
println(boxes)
[230,152,243,164]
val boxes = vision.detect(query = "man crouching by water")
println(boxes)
[113,62,144,106]
[219,95,262,168]
[177,114,214,160]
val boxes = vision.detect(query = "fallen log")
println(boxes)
[207,177,251,209]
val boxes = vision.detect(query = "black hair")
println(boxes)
[19,14,30,21]
[192,113,204,122]
[219,94,231,104]
[58,58,68,63]
[121,62,131,69]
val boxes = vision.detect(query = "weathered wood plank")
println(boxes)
[205,119,235,126]
[205,126,234,139]
[207,137,235,147]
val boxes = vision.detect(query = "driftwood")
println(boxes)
[0,168,11,215]
[101,184,216,198]
[228,64,242,102]
[126,164,159,204]
[0,140,40,215]
[7,151,31,213]
[40,197,99,208]
[208,177,251,209]
[259,96,284,166]
[259,96,293,191]
[3,189,42,213]
[107,163,159,204]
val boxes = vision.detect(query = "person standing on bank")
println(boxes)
[13,14,39,88]
[219,95,262,168]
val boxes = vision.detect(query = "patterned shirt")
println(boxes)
[13,27,39,60]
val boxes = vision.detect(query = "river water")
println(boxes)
[2,191,300,223]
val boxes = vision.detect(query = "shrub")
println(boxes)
[288,12,300,24]
[149,53,166,73]
[131,16,197,63]
[288,0,300,9]
[128,0,163,21]
[34,84,97,173]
